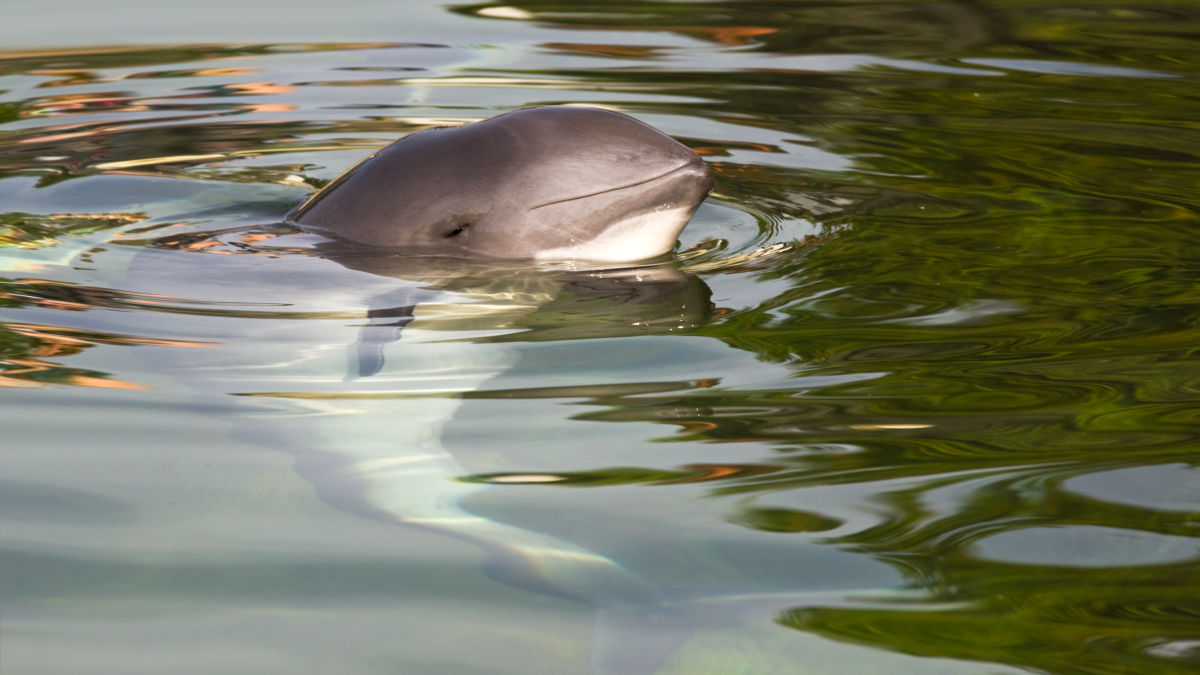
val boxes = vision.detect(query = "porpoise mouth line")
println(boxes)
[527,158,708,212]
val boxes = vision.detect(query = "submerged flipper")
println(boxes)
[349,285,439,378]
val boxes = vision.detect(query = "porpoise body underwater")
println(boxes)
[140,106,727,673]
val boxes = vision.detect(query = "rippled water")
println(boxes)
[3,2,1199,674]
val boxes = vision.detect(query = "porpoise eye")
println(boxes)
[444,223,470,238]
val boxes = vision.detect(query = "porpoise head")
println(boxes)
[290,106,714,262]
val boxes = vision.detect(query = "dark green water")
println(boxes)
[2,2,1198,674]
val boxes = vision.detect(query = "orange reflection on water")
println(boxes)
[32,66,262,89]
[29,69,100,87]
[22,92,151,117]
[652,463,782,485]
[4,323,211,349]
[147,229,287,257]
[0,358,148,389]
[561,24,776,47]
[223,82,295,96]
[239,103,295,113]
[0,323,210,389]
[18,124,122,144]
[540,43,664,58]
[681,26,777,46]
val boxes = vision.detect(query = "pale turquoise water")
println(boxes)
[3,2,1199,674]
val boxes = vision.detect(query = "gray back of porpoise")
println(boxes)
[290,106,714,263]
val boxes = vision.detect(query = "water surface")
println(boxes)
[2,2,1199,674]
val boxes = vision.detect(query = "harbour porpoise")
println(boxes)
[291,105,714,263]
[149,106,718,671]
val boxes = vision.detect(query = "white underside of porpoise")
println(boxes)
[534,205,694,262]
